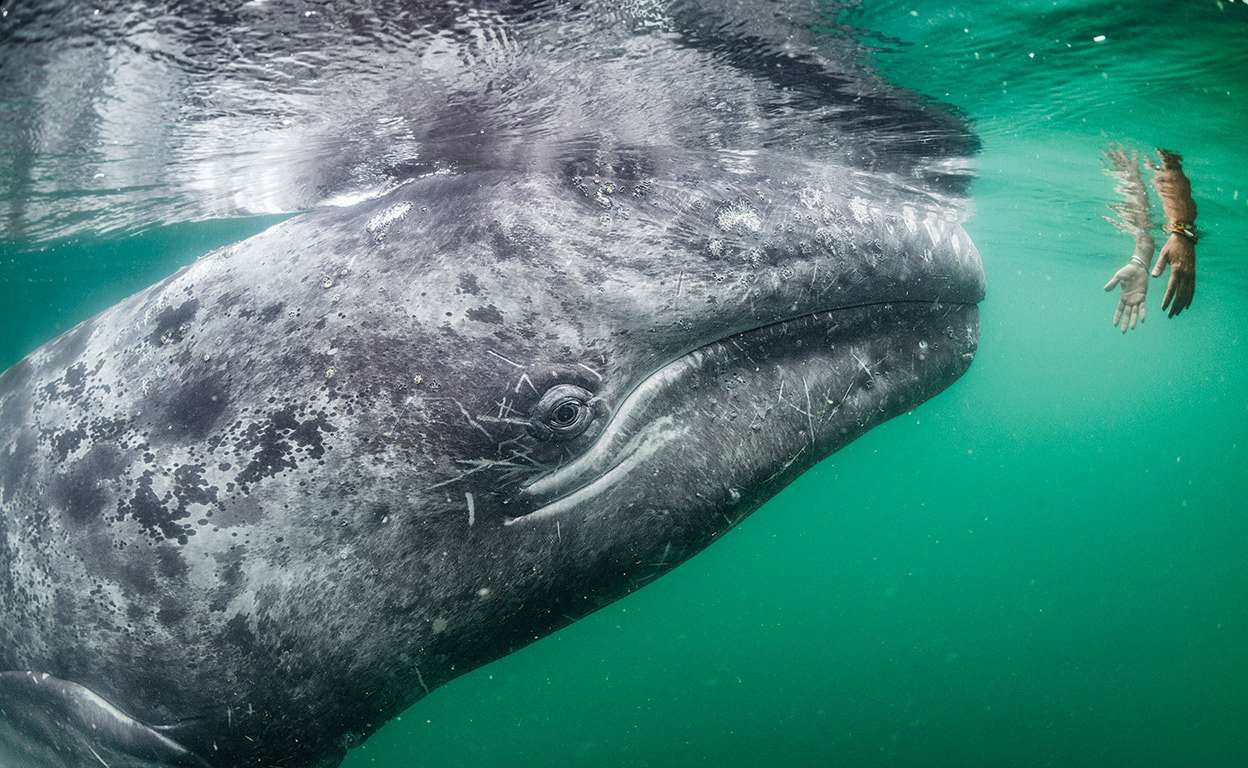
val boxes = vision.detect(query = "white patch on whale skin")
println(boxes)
[365,202,413,235]
[849,196,870,224]
[923,214,946,248]
[901,205,918,235]
[715,200,762,234]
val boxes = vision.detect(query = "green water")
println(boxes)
[2,2,1246,767]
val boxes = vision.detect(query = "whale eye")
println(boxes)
[530,384,596,441]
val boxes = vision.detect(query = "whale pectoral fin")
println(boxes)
[0,671,211,768]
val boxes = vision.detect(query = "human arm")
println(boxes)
[1147,149,1197,317]
[1101,145,1153,332]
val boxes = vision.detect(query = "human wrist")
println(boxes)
[1167,220,1198,242]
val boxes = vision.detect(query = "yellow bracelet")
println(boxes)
[1170,222,1198,242]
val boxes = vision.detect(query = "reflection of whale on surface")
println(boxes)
[0,2,984,767]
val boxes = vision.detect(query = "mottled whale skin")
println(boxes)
[0,2,984,767]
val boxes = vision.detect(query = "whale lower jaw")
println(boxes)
[0,672,210,768]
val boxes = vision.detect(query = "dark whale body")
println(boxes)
[0,2,984,766]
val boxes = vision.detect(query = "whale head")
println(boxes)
[0,2,983,766]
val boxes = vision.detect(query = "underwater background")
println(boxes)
[0,1,1245,767]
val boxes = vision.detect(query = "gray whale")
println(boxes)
[0,2,984,766]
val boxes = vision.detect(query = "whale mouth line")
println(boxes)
[506,297,978,527]
[506,417,687,526]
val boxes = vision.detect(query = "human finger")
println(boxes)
[1171,278,1194,316]
[1113,300,1125,329]
[1160,276,1177,312]
[1104,274,1121,291]
[1152,254,1167,278]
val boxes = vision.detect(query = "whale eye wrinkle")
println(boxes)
[531,384,595,440]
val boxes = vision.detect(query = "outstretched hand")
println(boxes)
[1103,259,1149,332]
[1152,233,1196,317]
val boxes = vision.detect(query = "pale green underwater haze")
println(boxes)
[1,1,1246,767]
